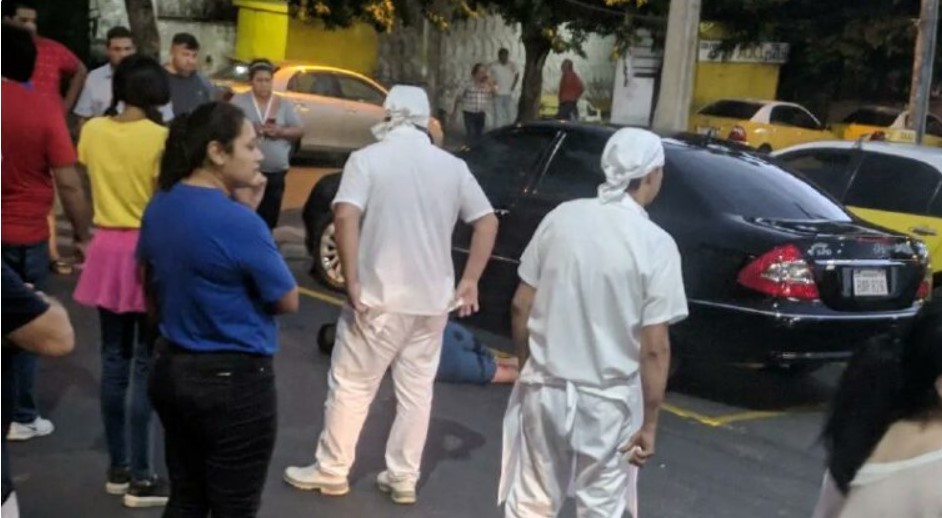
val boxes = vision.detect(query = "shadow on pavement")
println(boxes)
[669,361,840,412]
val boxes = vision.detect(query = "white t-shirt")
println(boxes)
[332,125,493,315]
[518,196,688,386]
[490,61,519,96]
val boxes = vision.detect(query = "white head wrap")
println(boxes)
[597,128,665,203]
[371,85,432,140]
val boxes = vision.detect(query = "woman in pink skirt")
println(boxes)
[73,54,171,508]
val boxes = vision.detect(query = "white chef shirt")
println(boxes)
[74,63,174,121]
[489,61,519,96]
[332,125,493,315]
[518,196,688,387]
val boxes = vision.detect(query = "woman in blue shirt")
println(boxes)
[137,101,299,517]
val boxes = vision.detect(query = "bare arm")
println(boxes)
[334,202,365,311]
[272,287,300,314]
[639,323,671,430]
[8,297,74,357]
[453,213,498,317]
[63,63,88,113]
[510,282,536,366]
[52,165,92,246]
[275,125,304,139]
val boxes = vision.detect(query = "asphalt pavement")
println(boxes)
[8,174,838,517]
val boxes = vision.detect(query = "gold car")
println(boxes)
[690,99,834,152]
[831,106,942,148]
[775,141,942,294]
[212,61,444,153]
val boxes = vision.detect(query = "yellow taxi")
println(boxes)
[690,98,834,152]
[831,106,942,148]
[775,141,942,295]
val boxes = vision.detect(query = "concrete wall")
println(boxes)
[90,0,235,73]
[377,15,617,123]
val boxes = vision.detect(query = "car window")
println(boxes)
[776,149,855,199]
[287,72,341,98]
[536,132,606,199]
[665,142,852,221]
[842,109,898,127]
[336,75,385,106]
[927,115,942,138]
[770,106,820,129]
[698,100,763,120]
[458,128,557,200]
[844,153,941,215]
[929,192,942,218]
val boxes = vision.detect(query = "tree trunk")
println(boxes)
[517,26,552,123]
[125,0,161,59]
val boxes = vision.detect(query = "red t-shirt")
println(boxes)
[1,81,77,245]
[30,36,80,102]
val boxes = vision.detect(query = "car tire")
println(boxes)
[317,323,336,356]
[757,144,773,154]
[310,211,345,292]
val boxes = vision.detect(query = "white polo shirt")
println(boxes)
[332,125,493,315]
[74,63,174,121]
[489,61,519,96]
[518,196,688,387]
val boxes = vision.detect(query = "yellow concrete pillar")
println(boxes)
[233,0,289,62]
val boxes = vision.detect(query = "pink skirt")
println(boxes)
[73,228,146,314]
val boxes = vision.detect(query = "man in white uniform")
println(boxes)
[284,85,499,505]
[490,48,519,128]
[73,26,173,125]
[499,128,688,518]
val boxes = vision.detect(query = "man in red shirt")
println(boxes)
[557,59,585,121]
[2,1,87,112]
[1,24,91,443]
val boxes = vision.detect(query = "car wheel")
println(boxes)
[311,212,345,292]
[317,323,336,356]
[762,362,822,376]
[757,144,773,154]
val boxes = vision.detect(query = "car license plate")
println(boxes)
[853,269,888,297]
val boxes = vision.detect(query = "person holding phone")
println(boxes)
[229,59,303,229]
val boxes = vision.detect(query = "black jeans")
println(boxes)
[149,340,277,518]
[256,171,287,230]
[463,111,486,143]
[557,101,579,121]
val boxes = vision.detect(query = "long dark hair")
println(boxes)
[822,297,942,492]
[158,101,245,191]
[105,54,170,124]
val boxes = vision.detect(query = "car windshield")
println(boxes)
[842,109,898,126]
[698,100,763,119]
[212,62,250,82]
[665,141,852,222]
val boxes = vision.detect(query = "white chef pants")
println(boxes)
[504,383,641,518]
[313,306,448,485]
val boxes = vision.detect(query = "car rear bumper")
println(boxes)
[675,299,919,364]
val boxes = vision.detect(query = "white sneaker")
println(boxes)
[2,491,20,518]
[283,464,349,496]
[6,417,54,441]
[376,471,417,505]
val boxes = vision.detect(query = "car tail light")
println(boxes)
[870,131,886,141]
[916,279,932,300]
[728,125,748,143]
[738,244,820,300]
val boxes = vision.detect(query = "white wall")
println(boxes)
[90,0,234,74]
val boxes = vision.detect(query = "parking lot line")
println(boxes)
[298,285,345,306]
[297,286,800,429]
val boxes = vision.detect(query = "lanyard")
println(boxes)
[251,95,274,123]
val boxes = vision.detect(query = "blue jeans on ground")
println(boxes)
[1,242,50,502]
[99,309,156,481]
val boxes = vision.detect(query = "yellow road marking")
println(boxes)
[297,286,808,428]
[298,286,345,306]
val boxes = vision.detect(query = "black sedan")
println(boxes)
[303,122,932,372]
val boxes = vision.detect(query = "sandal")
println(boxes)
[49,259,73,275]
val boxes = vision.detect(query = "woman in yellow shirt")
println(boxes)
[73,54,171,508]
